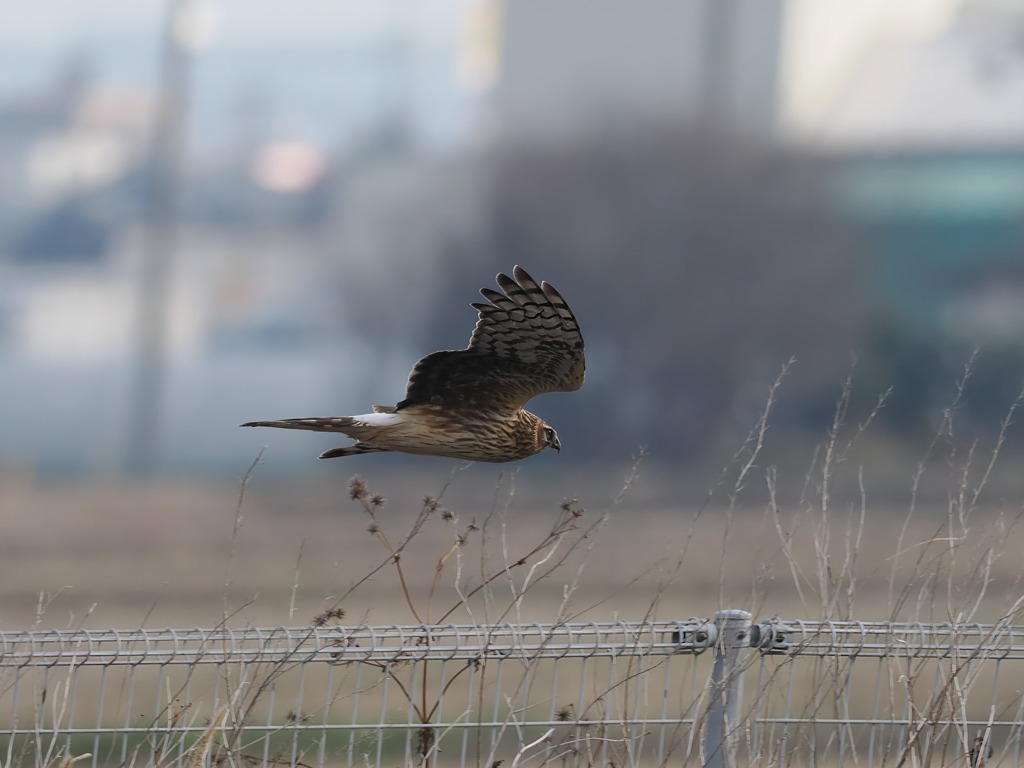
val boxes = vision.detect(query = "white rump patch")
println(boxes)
[353,412,407,428]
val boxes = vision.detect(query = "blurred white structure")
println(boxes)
[781,0,1024,147]
[488,0,784,139]
[484,0,1024,147]
[779,0,959,136]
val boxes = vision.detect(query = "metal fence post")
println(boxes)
[702,609,752,768]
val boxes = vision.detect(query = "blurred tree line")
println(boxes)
[412,129,1024,464]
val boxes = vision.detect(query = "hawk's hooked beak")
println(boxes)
[551,434,561,452]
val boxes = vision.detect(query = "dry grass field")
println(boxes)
[6,387,1024,767]
[4,436,1024,635]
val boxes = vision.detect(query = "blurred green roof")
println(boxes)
[837,152,1024,220]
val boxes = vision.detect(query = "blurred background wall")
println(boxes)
[2,0,1024,477]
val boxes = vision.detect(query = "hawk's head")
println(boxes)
[541,424,561,453]
[518,412,561,458]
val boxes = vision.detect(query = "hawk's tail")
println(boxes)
[240,417,357,433]
[241,417,393,460]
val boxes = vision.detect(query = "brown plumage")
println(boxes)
[241,266,585,462]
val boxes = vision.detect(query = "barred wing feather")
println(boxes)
[397,266,585,415]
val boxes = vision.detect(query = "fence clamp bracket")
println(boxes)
[671,620,718,654]
[750,619,791,654]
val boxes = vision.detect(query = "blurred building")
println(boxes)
[483,0,1024,148]
[793,1,1024,430]
[3,0,1024,473]
[786,0,1024,147]
[779,0,961,140]
[0,60,151,244]
[819,2,1024,345]
[488,0,784,140]
[0,53,351,473]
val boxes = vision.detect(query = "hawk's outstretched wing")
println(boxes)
[397,266,585,416]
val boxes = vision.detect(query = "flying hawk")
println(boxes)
[241,266,585,462]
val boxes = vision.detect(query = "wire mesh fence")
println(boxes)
[2,614,1023,767]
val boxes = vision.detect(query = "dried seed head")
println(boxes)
[560,498,584,517]
[348,477,368,501]
[311,607,345,627]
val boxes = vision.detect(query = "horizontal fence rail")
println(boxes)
[758,619,1024,658]
[2,615,1024,767]
[0,621,715,668]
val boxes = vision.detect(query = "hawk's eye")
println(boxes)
[544,427,555,441]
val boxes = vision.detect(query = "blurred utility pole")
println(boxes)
[696,0,783,134]
[697,0,736,125]
[124,0,205,476]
